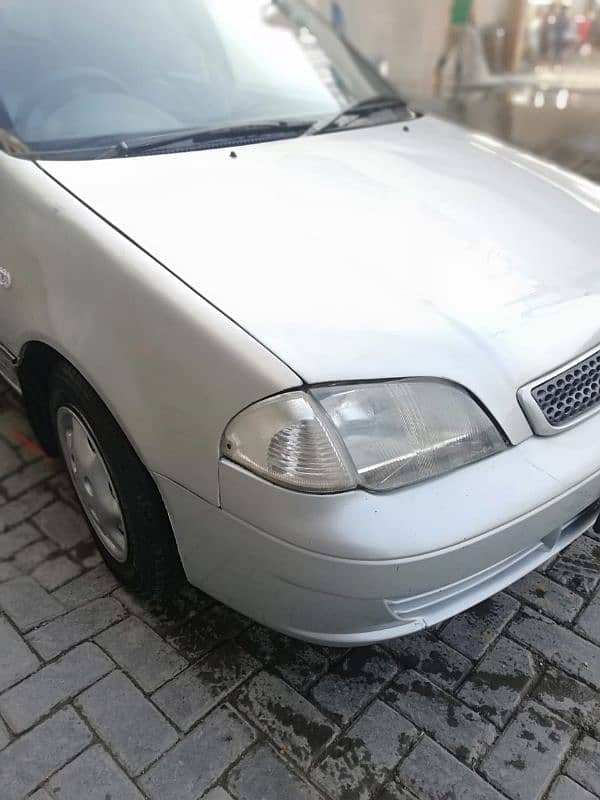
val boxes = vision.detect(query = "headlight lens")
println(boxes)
[222,381,506,493]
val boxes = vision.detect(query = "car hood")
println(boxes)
[41,117,600,440]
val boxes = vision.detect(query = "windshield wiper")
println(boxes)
[107,120,312,158]
[306,95,407,136]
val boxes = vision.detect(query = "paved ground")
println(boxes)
[1,379,600,800]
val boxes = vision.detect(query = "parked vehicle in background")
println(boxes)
[2,0,600,645]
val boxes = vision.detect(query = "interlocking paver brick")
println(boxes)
[69,538,101,569]
[227,744,323,800]
[0,486,53,532]
[575,591,600,646]
[309,646,397,726]
[205,790,236,800]
[386,630,472,691]
[458,637,538,728]
[47,744,145,800]
[153,641,258,731]
[53,563,117,609]
[383,669,496,766]
[565,736,600,796]
[14,539,58,572]
[0,642,113,733]
[26,597,126,660]
[0,522,40,559]
[508,571,584,624]
[1,459,60,499]
[76,670,177,775]
[440,593,519,659]
[32,555,81,591]
[235,671,339,770]
[548,776,597,800]
[548,536,600,596]
[509,607,600,689]
[139,704,255,800]
[536,667,600,738]
[0,616,39,691]
[378,783,419,800]
[312,700,417,800]
[481,701,577,800]
[0,716,9,750]
[0,439,20,477]
[165,603,251,662]
[0,562,21,583]
[95,616,187,692]
[33,501,91,549]
[0,576,64,631]
[397,736,505,800]
[0,707,92,800]
[239,626,335,692]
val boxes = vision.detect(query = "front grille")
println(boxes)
[532,350,600,427]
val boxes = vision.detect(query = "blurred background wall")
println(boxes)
[306,0,600,181]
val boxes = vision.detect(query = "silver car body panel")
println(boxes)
[3,116,600,643]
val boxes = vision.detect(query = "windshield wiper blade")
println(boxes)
[306,95,407,136]
[111,120,312,157]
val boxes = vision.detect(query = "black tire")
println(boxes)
[49,360,184,596]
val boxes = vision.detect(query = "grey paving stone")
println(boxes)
[32,555,81,591]
[26,789,53,800]
[508,572,584,624]
[481,701,578,800]
[235,671,339,769]
[378,784,419,800]
[69,538,101,569]
[397,736,504,800]
[309,646,397,726]
[204,790,236,800]
[53,563,117,609]
[575,592,600,646]
[14,539,58,572]
[0,642,113,733]
[0,522,41,559]
[536,668,600,738]
[386,630,471,691]
[548,535,600,596]
[0,716,9,750]
[0,708,92,800]
[139,704,255,800]
[312,700,417,800]
[153,641,258,731]
[27,597,126,660]
[440,593,520,659]
[166,603,251,662]
[509,607,600,689]
[0,486,53,532]
[565,736,600,796]
[1,459,60,499]
[47,744,144,800]
[76,670,177,775]
[0,616,39,691]
[239,625,335,692]
[0,562,21,583]
[95,616,187,692]
[458,637,538,728]
[547,776,597,800]
[33,501,90,549]
[0,438,20,477]
[0,576,64,631]
[228,744,323,800]
[383,669,496,766]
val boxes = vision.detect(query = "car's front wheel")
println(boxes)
[49,360,184,596]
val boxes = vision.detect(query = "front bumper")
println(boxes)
[155,409,600,646]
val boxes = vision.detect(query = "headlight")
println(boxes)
[222,380,506,493]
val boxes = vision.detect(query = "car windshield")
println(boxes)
[0,0,406,160]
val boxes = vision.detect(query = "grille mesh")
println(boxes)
[531,350,600,426]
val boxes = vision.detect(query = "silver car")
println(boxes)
[2,0,600,646]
